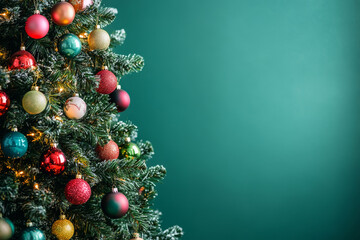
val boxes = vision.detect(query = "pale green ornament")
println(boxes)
[88,25,111,50]
[22,86,47,115]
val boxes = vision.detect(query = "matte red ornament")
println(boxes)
[96,140,119,161]
[95,69,118,94]
[69,0,93,12]
[8,47,37,70]
[0,90,10,116]
[65,175,91,205]
[110,87,130,112]
[25,11,49,39]
[51,1,76,26]
[40,146,67,175]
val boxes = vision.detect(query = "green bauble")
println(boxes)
[120,142,141,159]
[22,88,47,115]
[20,226,46,240]
[58,33,82,59]
[0,218,13,240]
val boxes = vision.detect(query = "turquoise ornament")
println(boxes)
[58,33,82,59]
[20,227,46,240]
[1,130,28,158]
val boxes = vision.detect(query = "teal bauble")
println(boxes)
[120,142,141,159]
[58,33,82,59]
[20,227,46,240]
[1,130,28,158]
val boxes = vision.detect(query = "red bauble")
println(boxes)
[40,147,67,175]
[95,70,118,94]
[110,88,130,112]
[0,90,10,116]
[8,48,37,70]
[69,0,93,12]
[65,175,91,205]
[25,12,49,39]
[96,140,119,161]
[51,1,76,26]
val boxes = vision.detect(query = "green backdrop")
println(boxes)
[106,0,360,239]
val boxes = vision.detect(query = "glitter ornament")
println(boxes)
[1,128,28,158]
[51,0,76,26]
[64,94,87,119]
[69,0,93,12]
[0,214,14,240]
[101,187,129,219]
[8,46,36,70]
[0,89,10,116]
[95,67,118,94]
[40,144,67,175]
[58,33,82,59]
[110,86,130,112]
[52,215,74,240]
[20,221,45,240]
[131,233,144,240]
[65,174,91,205]
[25,10,49,39]
[96,139,119,161]
[88,25,111,50]
[22,86,47,115]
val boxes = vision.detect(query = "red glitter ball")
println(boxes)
[96,140,119,161]
[65,178,91,205]
[95,70,118,94]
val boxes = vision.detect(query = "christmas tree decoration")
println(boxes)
[101,187,129,219]
[1,128,28,158]
[52,215,74,240]
[0,214,14,240]
[8,46,36,70]
[64,94,87,119]
[96,139,119,161]
[20,221,45,240]
[95,67,118,94]
[110,86,130,112]
[131,233,144,240]
[0,88,10,116]
[22,86,47,115]
[40,144,67,175]
[120,138,141,159]
[65,174,91,205]
[51,0,76,26]
[58,33,82,59]
[69,0,93,12]
[88,25,111,50]
[25,10,49,39]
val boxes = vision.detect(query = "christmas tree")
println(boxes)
[0,0,183,239]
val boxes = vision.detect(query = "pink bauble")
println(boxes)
[25,13,49,39]
[110,89,130,112]
[65,176,91,205]
[96,140,119,161]
[95,70,117,94]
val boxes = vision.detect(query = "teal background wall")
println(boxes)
[106,0,360,239]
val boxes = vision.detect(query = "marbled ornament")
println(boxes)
[64,95,87,119]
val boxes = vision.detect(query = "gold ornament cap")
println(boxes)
[26,221,34,227]
[131,233,144,240]
[102,66,108,70]
[34,10,40,14]
[112,187,118,193]
[32,86,40,91]
[95,24,101,29]
[116,85,121,90]
[59,214,66,220]
[75,174,82,179]
[20,45,26,51]
[11,127,18,132]
[124,136,131,143]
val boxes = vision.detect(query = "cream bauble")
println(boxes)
[131,233,143,240]
[64,94,87,119]
[22,86,47,114]
[88,25,111,50]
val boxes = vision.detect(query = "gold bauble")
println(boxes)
[88,25,111,50]
[130,233,144,240]
[51,215,74,240]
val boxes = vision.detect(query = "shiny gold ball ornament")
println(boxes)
[51,0,76,26]
[131,233,144,240]
[22,86,47,115]
[88,25,111,50]
[51,215,74,240]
